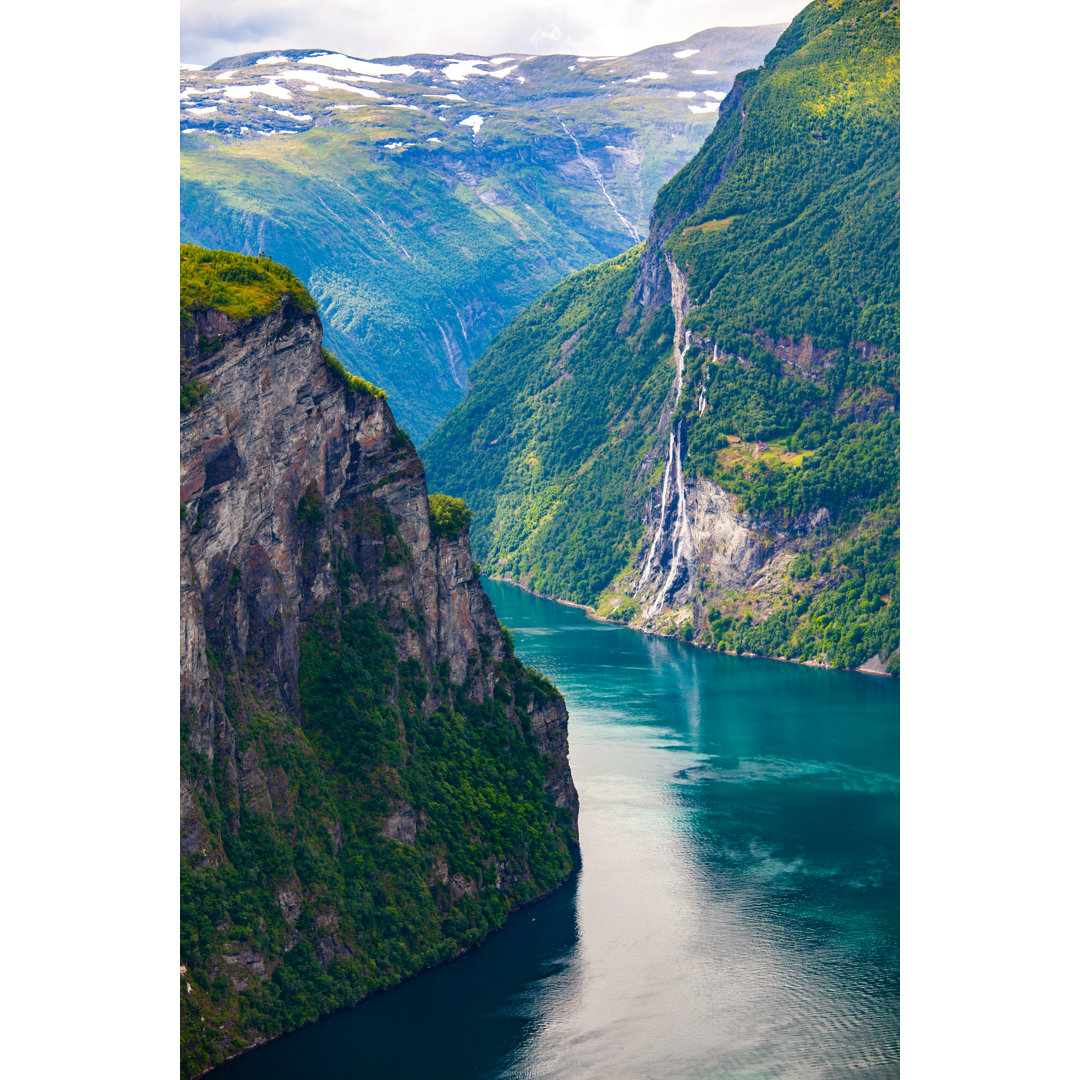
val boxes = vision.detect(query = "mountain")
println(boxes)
[423,0,900,675]
[179,245,578,1076]
[179,24,786,438]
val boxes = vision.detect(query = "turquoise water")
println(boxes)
[213,580,899,1079]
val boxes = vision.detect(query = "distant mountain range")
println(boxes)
[179,24,785,437]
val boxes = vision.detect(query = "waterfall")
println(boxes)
[558,119,641,243]
[638,431,675,589]
[650,421,691,616]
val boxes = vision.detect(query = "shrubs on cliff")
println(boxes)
[428,494,472,538]
[322,347,387,400]
[179,375,210,414]
[180,244,316,321]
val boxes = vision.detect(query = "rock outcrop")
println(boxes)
[180,273,577,1077]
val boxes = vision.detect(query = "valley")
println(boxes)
[179,24,785,437]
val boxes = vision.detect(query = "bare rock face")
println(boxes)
[180,292,577,1076]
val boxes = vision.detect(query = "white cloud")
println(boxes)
[180,0,804,67]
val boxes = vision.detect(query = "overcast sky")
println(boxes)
[181,0,806,67]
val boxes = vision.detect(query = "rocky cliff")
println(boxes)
[179,247,578,1077]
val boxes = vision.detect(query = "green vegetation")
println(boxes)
[181,594,575,1077]
[660,0,899,355]
[180,243,315,322]
[705,510,899,669]
[322,347,387,399]
[180,375,210,414]
[428,494,473,539]
[425,0,899,671]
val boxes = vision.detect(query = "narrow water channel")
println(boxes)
[212,579,899,1079]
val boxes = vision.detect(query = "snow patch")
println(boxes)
[443,58,517,81]
[673,48,700,59]
[442,58,490,81]
[222,82,292,100]
[215,71,234,80]
[179,88,216,100]
[274,108,312,121]
[256,55,291,65]
[426,136,442,143]
[691,69,718,75]
[276,70,385,96]
[489,56,516,65]
[180,63,204,71]
[625,71,668,83]
[303,53,421,77]
[458,114,484,135]
[688,102,721,114]
[382,141,405,149]
[184,105,218,115]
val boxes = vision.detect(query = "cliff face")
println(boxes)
[179,268,577,1076]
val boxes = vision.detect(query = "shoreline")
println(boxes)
[483,574,897,679]
[194,855,581,1078]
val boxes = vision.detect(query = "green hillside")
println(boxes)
[424,0,900,673]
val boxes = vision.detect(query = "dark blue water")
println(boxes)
[214,580,899,1079]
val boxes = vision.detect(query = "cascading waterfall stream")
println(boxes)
[649,420,691,616]
[558,119,642,244]
[638,431,675,589]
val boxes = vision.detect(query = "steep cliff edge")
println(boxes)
[179,246,577,1077]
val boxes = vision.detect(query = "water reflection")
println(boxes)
[498,583,898,1080]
